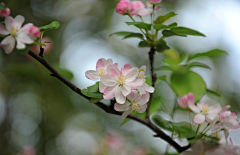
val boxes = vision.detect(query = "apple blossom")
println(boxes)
[177,92,194,109]
[188,102,222,124]
[0,15,34,54]
[116,0,132,15]
[100,63,143,104]
[114,90,149,119]
[149,0,162,4]
[137,65,154,95]
[130,1,153,16]
[0,2,10,18]
[29,26,41,38]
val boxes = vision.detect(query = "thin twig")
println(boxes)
[27,50,190,153]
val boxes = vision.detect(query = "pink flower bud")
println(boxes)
[0,8,10,17]
[1,2,5,6]
[29,26,41,38]
[116,0,132,15]
[131,1,145,12]
[177,92,194,109]
[149,0,162,4]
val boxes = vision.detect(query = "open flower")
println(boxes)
[177,92,194,109]
[100,63,143,104]
[136,65,154,95]
[130,1,153,16]
[0,15,34,54]
[188,102,222,124]
[114,90,149,119]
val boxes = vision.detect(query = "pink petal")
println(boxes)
[125,67,139,82]
[193,113,205,124]
[127,90,138,102]
[137,85,146,95]
[121,84,131,96]
[5,16,14,31]
[103,86,117,99]
[187,92,194,102]
[85,70,100,81]
[229,120,240,130]
[143,83,154,93]
[188,101,200,114]
[1,35,15,54]
[220,105,231,113]
[127,79,144,89]
[208,103,222,115]
[18,23,33,33]
[114,63,118,68]
[149,0,162,3]
[106,59,113,66]
[206,114,218,123]
[137,93,149,105]
[121,63,131,75]
[231,112,237,120]
[99,82,107,93]
[13,15,25,30]
[137,104,147,113]
[100,74,117,87]
[115,85,126,104]
[0,24,9,35]
[114,102,130,111]
[96,58,107,71]
[106,64,121,77]
[220,111,231,121]
[121,108,133,119]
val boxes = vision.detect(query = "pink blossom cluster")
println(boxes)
[85,58,154,118]
[177,93,240,133]
[116,0,161,16]
[0,3,41,54]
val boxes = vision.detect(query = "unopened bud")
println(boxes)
[29,26,41,38]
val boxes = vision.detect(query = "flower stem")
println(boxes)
[195,124,202,137]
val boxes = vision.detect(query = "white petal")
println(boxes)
[16,40,26,49]
[128,79,144,89]
[121,63,131,75]
[18,23,33,33]
[126,90,138,102]
[13,15,25,30]
[5,16,14,31]
[100,74,117,86]
[206,114,218,123]
[121,84,131,96]
[197,102,208,111]
[125,67,139,82]
[99,82,107,93]
[137,85,146,95]
[96,58,107,71]
[106,59,113,65]
[137,104,147,113]
[115,85,126,104]
[143,83,154,93]
[103,86,117,99]
[114,101,131,111]
[16,32,34,44]
[0,24,9,35]
[1,36,15,54]
[208,103,222,115]
[121,108,133,119]
[85,70,100,81]
[188,101,201,113]
[193,114,205,124]
[137,93,149,105]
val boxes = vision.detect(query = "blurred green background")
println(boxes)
[1,0,240,154]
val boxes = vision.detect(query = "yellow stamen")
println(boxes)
[132,102,142,111]
[98,68,105,76]
[117,74,127,86]
[138,73,146,82]
[202,104,209,114]
[10,26,18,37]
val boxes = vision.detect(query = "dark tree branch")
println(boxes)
[145,47,157,119]
[27,50,190,153]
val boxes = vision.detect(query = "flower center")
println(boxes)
[132,102,142,111]
[98,68,105,77]
[138,73,146,82]
[117,74,127,86]
[202,105,209,115]
[10,26,18,37]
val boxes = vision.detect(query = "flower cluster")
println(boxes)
[85,58,154,118]
[116,0,161,16]
[0,3,41,54]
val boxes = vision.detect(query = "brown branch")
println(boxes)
[27,50,190,153]
[145,47,157,119]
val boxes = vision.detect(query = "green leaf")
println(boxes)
[168,22,178,28]
[206,89,221,97]
[123,33,144,40]
[155,66,174,71]
[186,62,212,70]
[138,40,151,48]
[202,134,219,142]
[187,135,203,143]
[171,122,195,138]
[156,39,170,52]
[170,71,207,102]
[54,66,74,80]
[0,4,7,10]
[81,89,103,98]
[81,82,103,98]
[162,30,187,37]
[89,97,102,103]
[153,24,168,31]
[188,49,228,61]
[32,41,46,46]
[126,22,152,30]
[109,31,134,37]
[15,45,30,54]
[38,21,60,31]
[154,12,177,24]
[87,82,99,92]
[170,26,206,37]
[151,115,173,131]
